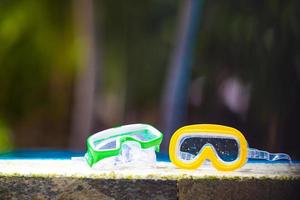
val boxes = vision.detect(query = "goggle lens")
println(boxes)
[179,135,239,162]
[130,130,158,141]
[94,138,117,150]
[92,130,159,151]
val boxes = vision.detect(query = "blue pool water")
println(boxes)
[0,150,297,164]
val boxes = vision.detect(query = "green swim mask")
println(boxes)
[85,124,163,166]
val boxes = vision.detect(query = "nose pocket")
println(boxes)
[194,145,217,166]
[120,141,142,163]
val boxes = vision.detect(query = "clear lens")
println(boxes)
[94,138,117,150]
[92,130,158,151]
[129,130,158,141]
[179,135,239,162]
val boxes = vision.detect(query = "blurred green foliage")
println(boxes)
[0,0,76,121]
[0,0,77,149]
[0,119,12,151]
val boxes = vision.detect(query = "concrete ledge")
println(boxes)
[178,179,300,200]
[0,160,299,199]
[0,176,177,200]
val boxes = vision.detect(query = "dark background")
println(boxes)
[0,0,299,159]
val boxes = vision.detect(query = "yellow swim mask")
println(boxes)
[169,124,291,171]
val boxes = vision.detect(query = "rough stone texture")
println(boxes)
[0,177,177,200]
[178,178,300,200]
[0,160,299,199]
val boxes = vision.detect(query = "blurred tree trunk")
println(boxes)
[161,0,203,151]
[69,0,102,150]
